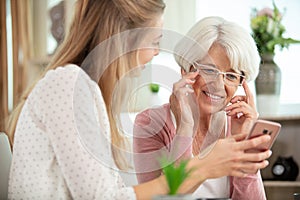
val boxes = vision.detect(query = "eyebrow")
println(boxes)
[197,63,240,73]
[196,63,217,68]
[154,34,163,40]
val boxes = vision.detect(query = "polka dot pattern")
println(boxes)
[8,65,136,199]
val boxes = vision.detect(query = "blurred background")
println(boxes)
[1,1,300,199]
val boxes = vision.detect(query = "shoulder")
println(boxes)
[28,64,101,111]
[43,64,92,85]
[133,103,175,138]
[36,64,98,94]
[36,64,80,92]
[44,64,80,80]
[134,103,171,126]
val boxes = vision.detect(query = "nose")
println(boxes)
[153,48,160,56]
[216,73,226,85]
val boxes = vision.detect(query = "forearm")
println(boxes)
[177,155,208,193]
[177,122,193,136]
[133,175,168,200]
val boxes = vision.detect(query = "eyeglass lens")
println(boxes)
[194,64,243,86]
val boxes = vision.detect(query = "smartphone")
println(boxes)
[245,119,281,153]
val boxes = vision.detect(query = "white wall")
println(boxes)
[163,0,196,35]
[195,0,300,104]
[159,0,300,105]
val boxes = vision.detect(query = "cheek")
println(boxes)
[192,77,203,95]
[138,49,155,65]
[225,86,238,99]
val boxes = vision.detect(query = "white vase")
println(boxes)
[255,54,281,116]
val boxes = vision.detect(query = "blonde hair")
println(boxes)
[7,0,165,170]
[174,16,260,81]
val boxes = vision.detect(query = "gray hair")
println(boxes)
[174,16,260,81]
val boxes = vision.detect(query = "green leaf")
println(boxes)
[250,1,300,55]
[160,158,194,195]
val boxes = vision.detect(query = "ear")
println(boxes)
[181,65,197,76]
[189,65,196,72]
[181,68,186,76]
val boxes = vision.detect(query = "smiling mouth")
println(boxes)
[203,91,224,101]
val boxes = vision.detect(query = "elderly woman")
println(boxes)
[133,16,266,200]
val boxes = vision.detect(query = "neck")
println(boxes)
[192,112,226,156]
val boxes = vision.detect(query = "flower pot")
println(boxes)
[255,54,281,116]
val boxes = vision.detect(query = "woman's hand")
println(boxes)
[142,133,272,197]
[169,70,199,134]
[224,82,259,135]
[189,133,272,180]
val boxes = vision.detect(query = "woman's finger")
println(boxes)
[173,71,199,98]
[230,95,247,103]
[225,101,258,118]
[229,82,255,107]
[242,81,256,107]
[231,133,248,141]
[173,78,194,91]
[226,107,255,118]
[236,134,271,150]
[242,150,272,162]
[233,160,270,175]
[226,100,248,110]
[180,70,199,83]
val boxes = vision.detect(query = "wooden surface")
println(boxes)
[264,181,300,187]
[260,104,300,121]
[0,0,8,131]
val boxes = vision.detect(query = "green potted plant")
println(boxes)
[152,159,194,200]
[250,1,300,56]
[250,1,300,115]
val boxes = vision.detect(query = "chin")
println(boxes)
[129,65,145,77]
[202,104,225,114]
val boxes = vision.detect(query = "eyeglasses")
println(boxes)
[193,62,245,87]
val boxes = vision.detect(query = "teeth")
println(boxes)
[205,92,222,99]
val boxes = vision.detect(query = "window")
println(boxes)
[152,0,300,106]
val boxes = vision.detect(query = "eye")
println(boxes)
[226,73,239,81]
[202,68,217,74]
[152,41,160,47]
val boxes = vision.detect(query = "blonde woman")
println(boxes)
[134,16,268,199]
[7,1,271,200]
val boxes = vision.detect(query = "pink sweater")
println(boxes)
[133,103,266,200]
